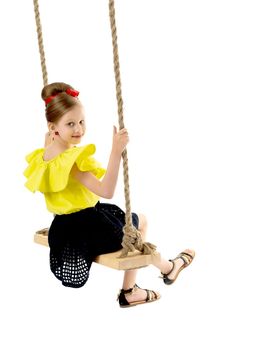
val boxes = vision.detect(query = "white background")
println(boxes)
[0,0,262,349]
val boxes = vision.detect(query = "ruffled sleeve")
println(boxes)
[24,144,106,193]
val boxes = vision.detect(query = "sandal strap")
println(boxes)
[145,289,159,302]
[122,285,136,294]
[117,284,159,306]
[118,283,139,297]
[145,289,150,302]
[161,260,174,278]
[176,252,194,266]
[122,287,133,294]
[150,290,159,301]
[180,251,194,260]
[177,255,189,266]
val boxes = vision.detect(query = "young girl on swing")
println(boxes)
[24,82,195,307]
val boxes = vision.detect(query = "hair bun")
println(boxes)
[41,82,74,101]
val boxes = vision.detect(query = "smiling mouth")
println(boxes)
[72,135,82,138]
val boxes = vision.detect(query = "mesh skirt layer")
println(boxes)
[48,202,139,288]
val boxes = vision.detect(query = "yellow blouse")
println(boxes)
[23,144,106,215]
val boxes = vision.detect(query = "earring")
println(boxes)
[51,131,59,141]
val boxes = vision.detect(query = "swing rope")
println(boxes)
[108,0,156,257]
[32,0,156,258]
[33,0,48,86]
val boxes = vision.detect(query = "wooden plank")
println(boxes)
[95,250,158,270]
[34,231,49,247]
[33,230,160,270]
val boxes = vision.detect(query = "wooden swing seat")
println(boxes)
[34,229,160,270]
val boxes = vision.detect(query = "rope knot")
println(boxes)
[119,224,157,258]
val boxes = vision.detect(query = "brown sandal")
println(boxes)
[117,284,161,308]
[161,250,195,285]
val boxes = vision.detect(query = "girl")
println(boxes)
[24,82,195,307]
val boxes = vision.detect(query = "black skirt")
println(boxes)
[48,202,139,288]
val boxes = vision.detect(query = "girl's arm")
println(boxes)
[72,150,121,199]
[71,126,129,199]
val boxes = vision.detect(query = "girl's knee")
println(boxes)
[138,213,148,236]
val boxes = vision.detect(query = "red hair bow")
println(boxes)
[45,88,79,105]
[65,88,79,98]
[44,94,58,105]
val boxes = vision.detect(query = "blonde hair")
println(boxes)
[41,82,80,123]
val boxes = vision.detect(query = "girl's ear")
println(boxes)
[48,122,55,132]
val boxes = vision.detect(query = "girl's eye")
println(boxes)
[80,120,85,125]
[68,122,74,127]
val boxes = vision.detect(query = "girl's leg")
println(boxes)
[122,213,148,290]
[121,214,158,303]
[121,214,194,303]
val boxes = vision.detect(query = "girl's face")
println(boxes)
[51,104,86,146]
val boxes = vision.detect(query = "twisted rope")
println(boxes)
[33,0,48,86]
[108,0,156,257]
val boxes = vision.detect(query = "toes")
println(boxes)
[148,290,161,301]
[186,249,195,258]
[180,249,195,266]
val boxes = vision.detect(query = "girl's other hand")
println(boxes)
[112,125,129,155]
